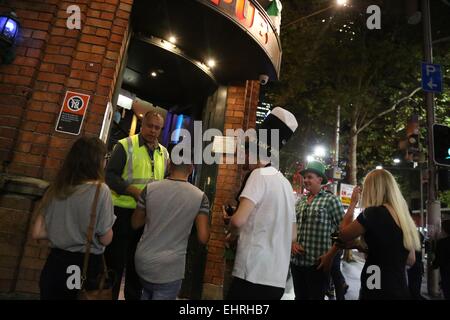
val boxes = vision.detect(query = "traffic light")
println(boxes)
[433,124,450,167]
[406,115,420,162]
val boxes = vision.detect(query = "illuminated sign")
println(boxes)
[201,0,281,78]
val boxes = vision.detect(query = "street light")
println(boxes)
[313,145,327,158]
[283,0,349,29]
[393,158,401,164]
[376,165,383,169]
[0,12,20,64]
[0,12,19,46]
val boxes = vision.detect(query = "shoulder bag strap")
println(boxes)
[81,182,102,285]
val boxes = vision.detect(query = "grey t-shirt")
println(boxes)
[135,179,210,284]
[44,182,116,255]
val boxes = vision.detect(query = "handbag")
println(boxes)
[78,182,113,300]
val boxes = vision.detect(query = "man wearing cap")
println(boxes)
[290,160,345,300]
[225,107,298,300]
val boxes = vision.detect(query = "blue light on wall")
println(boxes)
[171,114,184,143]
[0,12,19,46]
[0,12,20,64]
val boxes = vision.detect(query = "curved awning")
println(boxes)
[122,35,218,108]
[131,0,282,83]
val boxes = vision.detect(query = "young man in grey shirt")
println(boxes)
[131,159,210,300]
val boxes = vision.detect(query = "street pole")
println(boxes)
[422,0,441,298]
[420,165,424,230]
[332,105,341,195]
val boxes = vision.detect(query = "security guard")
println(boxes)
[105,111,169,300]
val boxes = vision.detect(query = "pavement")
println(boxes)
[281,250,444,300]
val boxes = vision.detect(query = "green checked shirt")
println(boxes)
[291,190,345,267]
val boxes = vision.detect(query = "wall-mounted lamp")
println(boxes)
[0,12,20,64]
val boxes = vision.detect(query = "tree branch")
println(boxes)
[356,86,422,135]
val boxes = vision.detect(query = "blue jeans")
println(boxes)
[140,279,182,300]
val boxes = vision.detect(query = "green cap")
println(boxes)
[300,160,328,184]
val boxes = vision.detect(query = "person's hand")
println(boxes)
[225,232,238,249]
[222,205,231,225]
[291,242,305,255]
[317,252,334,273]
[222,205,236,225]
[126,186,142,202]
[350,186,361,207]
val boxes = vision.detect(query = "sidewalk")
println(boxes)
[282,250,445,300]
[281,251,364,300]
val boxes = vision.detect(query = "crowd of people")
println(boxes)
[31,109,449,300]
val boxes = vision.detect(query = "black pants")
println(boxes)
[441,269,450,300]
[330,251,346,300]
[226,277,284,300]
[407,268,424,299]
[39,248,102,300]
[104,206,143,300]
[291,264,329,300]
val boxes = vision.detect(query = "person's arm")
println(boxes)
[227,170,262,242]
[98,229,113,246]
[318,202,362,271]
[340,186,361,231]
[195,193,210,244]
[32,214,47,240]
[316,194,348,272]
[131,187,147,229]
[339,219,366,242]
[126,185,143,202]
[195,214,210,244]
[105,143,141,200]
[406,249,416,267]
[229,198,255,230]
[228,198,255,238]
[94,184,116,246]
[338,186,366,242]
[132,207,146,230]
[317,244,340,272]
[291,222,306,255]
[292,222,297,242]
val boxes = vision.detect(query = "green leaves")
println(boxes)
[270,0,450,189]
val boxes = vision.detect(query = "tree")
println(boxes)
[268,0,450,186]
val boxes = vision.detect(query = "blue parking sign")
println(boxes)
[421,63,442,93]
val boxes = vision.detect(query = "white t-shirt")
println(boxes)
[232,166,296,288]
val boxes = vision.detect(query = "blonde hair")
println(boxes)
[361,169,420,252]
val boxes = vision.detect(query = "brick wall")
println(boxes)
[203,80,260,296]
[0,0,133,295]
[0,0,132,180]
[0,194,34,293]
[1,0,261,298]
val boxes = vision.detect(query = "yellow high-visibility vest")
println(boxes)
[111,135,169,209]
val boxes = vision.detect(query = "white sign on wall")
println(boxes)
[99,102,113,143]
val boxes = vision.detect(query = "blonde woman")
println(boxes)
[339,169,420,300]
